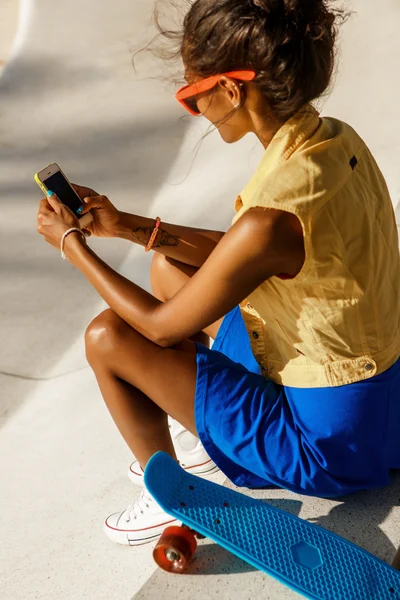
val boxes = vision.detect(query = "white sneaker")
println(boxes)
[104,487,177,546]
[128,418,219,486]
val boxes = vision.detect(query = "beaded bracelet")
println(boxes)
[61,227,86,260]
[145,217,161,252]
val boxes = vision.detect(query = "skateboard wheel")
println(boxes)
[153,526,197,573]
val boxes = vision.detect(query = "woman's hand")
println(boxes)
[72,184,121,238]
[37,194,81,251]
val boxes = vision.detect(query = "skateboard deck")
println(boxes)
[145,452,400,600]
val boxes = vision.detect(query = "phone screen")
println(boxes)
[44,172,83,216]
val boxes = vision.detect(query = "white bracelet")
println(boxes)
[61,227,86,260]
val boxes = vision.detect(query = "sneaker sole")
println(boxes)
[103,517,177,546]
[182,461,220,476]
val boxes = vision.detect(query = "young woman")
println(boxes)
[37,0,400,546]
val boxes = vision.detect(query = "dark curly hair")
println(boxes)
[151,0,350,122]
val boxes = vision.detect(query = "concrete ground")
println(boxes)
[0,0,19,74]
[0,1,399,599]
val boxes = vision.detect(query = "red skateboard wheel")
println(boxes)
[153,525,197,573]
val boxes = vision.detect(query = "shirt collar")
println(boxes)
[257,103,321,174]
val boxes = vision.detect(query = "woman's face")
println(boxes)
[186,73,250,144]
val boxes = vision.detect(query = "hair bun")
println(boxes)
[249,0,332,37]
[250,0,315,13]
[276,0,334,41]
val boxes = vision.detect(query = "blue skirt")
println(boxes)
[194,307,400,498]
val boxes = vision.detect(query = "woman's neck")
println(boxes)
[243,90,284,148]
[250,109,283,149]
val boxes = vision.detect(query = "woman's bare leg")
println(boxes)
[86,310,199,468]
[86,253,223,469]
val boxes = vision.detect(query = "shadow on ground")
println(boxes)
[309,471,400,564]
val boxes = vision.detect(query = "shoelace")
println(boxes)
[126,488,153,522]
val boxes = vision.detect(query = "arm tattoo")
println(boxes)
[131,226,180,248]
[155,229,180,248]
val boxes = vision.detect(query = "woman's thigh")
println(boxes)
[150,253,223,340]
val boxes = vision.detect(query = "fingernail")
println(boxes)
[77,206,83,214]
[47,190,54,197]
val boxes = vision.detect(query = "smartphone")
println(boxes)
[34,163,92,229]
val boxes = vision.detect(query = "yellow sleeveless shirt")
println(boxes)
[233,104,400,388]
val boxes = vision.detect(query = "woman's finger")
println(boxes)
[71,183,99,198]
[77,195,109,215]
[38,198,53,213]
[82,195,108,210]
[46,192,63,215]
[38,210,57,226]
[37,207,56,222]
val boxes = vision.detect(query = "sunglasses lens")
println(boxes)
[184,95,200,114]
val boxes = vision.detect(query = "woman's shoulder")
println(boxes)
[238,116,374,219]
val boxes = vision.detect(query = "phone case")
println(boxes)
[34,167,92,229]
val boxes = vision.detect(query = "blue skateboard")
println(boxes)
[145,452,400,600]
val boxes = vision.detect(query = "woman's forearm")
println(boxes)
[65,235,163,342]
[115,212,224,268]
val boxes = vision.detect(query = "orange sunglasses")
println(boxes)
[175,70,257,116]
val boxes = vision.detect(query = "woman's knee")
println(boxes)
[85,309,126,366]
[150,253,173,301]
[150,253,197,302]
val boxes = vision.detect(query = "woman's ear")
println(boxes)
[218,77,242,107]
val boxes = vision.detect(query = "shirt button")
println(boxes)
[252,331,259,339]
[365,363,374,372]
